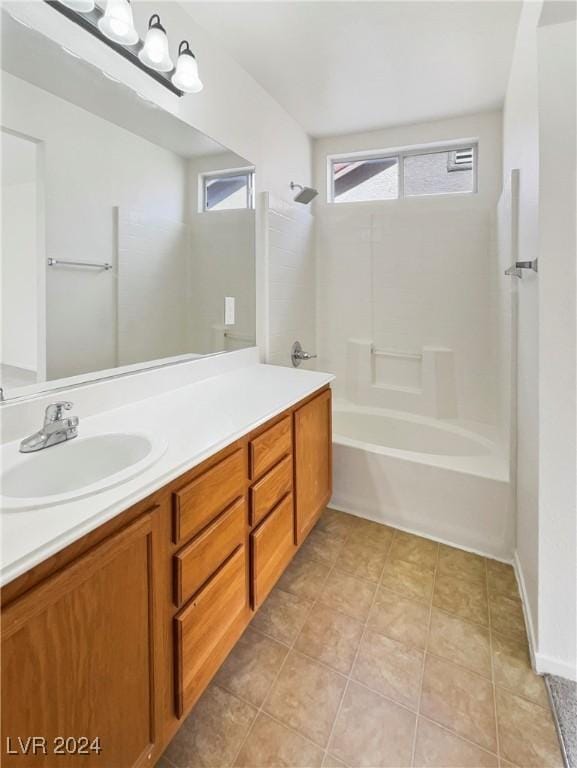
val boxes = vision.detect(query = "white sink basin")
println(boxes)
[1,432,167,510]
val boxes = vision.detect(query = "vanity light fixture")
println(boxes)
[171,41,203,94]
[45,0,202,97]
[138,14,173,72]
[98,0,138,46]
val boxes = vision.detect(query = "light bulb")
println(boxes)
[59,0,95,11]
[171,41,203,94]
[138,14,173,72]
[97,0,138,46]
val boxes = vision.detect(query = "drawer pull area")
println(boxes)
[173,448,246,544]
[250,454,292,527]
[250,494,295,609]
[249,416,292,481]
[174,546,248,717]
[173,498,246,606]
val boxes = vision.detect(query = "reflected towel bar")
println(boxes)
[47,258,112,271]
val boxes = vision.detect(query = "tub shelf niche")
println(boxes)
[346,339,458,419]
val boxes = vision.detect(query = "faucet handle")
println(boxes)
[44,401,74,424]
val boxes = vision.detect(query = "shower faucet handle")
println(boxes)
[291,341,317,368]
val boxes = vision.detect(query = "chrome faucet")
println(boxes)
[19,401,79,453]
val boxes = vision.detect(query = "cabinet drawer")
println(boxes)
[175,546,248,717]
[250,416,292,480]
[173,448,246,544]
[251,493,295,609]
[173,498,246,606]
[250,454,293,527]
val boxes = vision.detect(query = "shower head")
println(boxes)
[290,181,318,205]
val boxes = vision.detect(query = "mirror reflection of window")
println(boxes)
[203,170,255,212]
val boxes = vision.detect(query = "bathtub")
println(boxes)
[331,402,513,560]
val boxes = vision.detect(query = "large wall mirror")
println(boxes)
[1,11,256,400]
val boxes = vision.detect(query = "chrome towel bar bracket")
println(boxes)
[504,259,538,277]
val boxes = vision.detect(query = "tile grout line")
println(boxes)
[486,558,502,765]
[319,524,395,767]
[409,537,439,767]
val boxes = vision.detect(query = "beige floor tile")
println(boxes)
[214,627,289,707]
[421,655,497,753]
[433,573,489,626]
[334,537,388,583]
[438,545,486,584]
[414,717,498,767]
[381,558,435,603]
[156,758,176,768]
[346,517,394,549]
[489,594,526,642]
[276,552,331,600]
[388,530,439,571]
[294,604,363,675]
[251,588,313,645]
[163,685,256,768]
[492,632,549,707]
[322,754,348,768]
[263,650,346,748]
[319,569,376,621]
[367,587,430,649]
[428,609,492,678]
[299,527,347,566]
[329,681,416,767]
[486,560,520,601]
[352,629,424,710]
[316,508,355,540]
[496,687,563,767]
[234,713,324,768]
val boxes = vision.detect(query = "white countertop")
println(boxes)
[1,363,333,586]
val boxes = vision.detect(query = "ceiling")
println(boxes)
[181,1,522,138]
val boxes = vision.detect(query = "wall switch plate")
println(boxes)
[224,296,235,326]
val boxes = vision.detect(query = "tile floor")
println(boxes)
[159,509,564,768]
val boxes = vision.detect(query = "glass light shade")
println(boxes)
[138,15,173,72]
[98,0,138,46]
[171,41,203,93]
[60,0,96,11]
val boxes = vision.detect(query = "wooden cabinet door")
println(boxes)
[294,389,332,544]
[1,513,156,768]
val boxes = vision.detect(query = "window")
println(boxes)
[202,169,255,212]
[329,143,476,203]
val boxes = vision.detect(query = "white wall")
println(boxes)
[2,73,187,381]
[1,177,37,372]
[502,0,543,660]
[536,15,576,679]
[313,111,503,425]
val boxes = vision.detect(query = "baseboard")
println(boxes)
[512,550,539,670]
[328,501,512,564]
[538,653,577,681]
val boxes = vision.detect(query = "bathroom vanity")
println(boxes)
[0,373,332,767]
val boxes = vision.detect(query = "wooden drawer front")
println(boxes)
[250,416,292,480]
[250,454,293,527]
[175,546,248,717]
[174,448,246,544]
[251,494,295,609]
[174,498,246,606]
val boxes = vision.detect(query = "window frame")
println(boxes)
[200,167,256,213]
[327,141,478,204]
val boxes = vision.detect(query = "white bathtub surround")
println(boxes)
[265,193,316,368]
[0,356,333,585]
[331,401,511,560]
[346,340,458,418]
